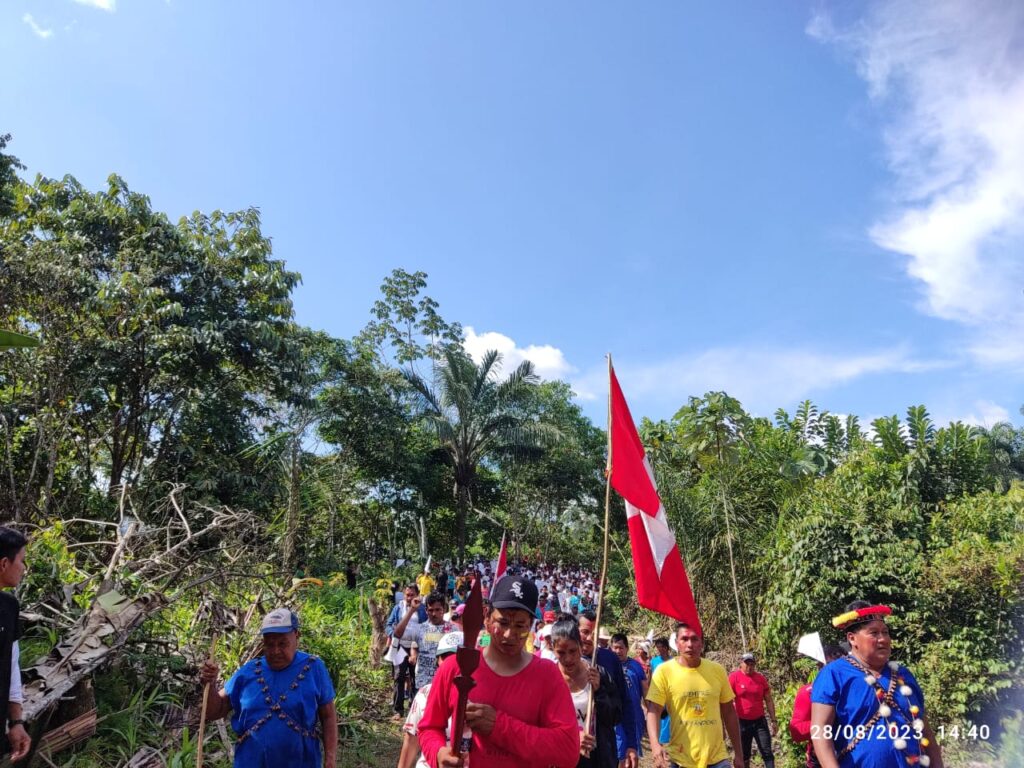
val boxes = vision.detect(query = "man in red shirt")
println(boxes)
[728,653,777,768]
[417,575,579,768]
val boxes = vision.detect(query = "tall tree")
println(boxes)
[404,348,555,561]
[0,173,301,520]
[674,392,751,647]
[359,268,463,369]
[496,380,605,557]
[0,133,24,220]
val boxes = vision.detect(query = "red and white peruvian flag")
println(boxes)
[494,532,508,583]
[609,364,702,631]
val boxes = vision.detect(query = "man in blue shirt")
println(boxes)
[611,633,647,765]
[580,611,638,768]
[650,636,672,747]
[199,608,336,768]
[386,583,427,718]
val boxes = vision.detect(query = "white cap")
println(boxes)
[260,608,298,634]
[436,632,463,656]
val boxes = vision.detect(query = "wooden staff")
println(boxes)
[448,581,483,753]
[583,354,614,746]
[449,578,484,759]
[196,634,219,768]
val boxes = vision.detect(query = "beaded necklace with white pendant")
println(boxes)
[840,654,932,767]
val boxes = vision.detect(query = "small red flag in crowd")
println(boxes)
[608,363,702,632]
[494,532,508,583]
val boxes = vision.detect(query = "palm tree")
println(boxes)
[404,348,555,562]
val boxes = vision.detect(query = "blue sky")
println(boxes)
[5,0,1023,428]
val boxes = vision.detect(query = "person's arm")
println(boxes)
[386,604,401,637]
[5,640,29,763]
[198,659,233,721]
[394,599,422,640]
[203,688,232,721]
[9,641,22,705]
[763,678,778,733]
[6,700,30,763]
[398,731,421,768]
[416,664,453,768]
[645,666,670,768]
[720,702,744,768]
[319,700,337,767]
[646,702,667,768]
[903,671,944,768]
[476,704,579,766]
[789,686,812,743]
[810,702,840,768]
[400,690,429,768]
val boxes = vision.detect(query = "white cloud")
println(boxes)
[462,327,574,382]
[809,1,1024,367]
[938,399,1011,428]
[462,329,951,420]
[23,13,54,39]
[72,0,116,10]
[573,345,948,418]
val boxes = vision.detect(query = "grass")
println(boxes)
[337,718,404,768]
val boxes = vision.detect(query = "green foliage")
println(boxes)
[776,677,810,768]
[760,450,924,658]
[3,138,1024,763]
[912,488,1024,722]
[298,585,393,726]
[403,346,561,560]
[0,133,24,220]
[997,710,1024,768]
[358,268,463,365]
[0,171,302,521]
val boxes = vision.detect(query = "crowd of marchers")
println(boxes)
[377,562,945,768]
[0,531,946,768]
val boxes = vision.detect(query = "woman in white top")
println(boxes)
[551,617,620,768]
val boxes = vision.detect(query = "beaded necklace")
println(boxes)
[840,655,931,767]
[236,655,323,745]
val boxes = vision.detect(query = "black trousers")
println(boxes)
[739,716,774,768]
[392,655,417,715]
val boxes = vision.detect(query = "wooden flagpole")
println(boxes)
[583,354,614,747]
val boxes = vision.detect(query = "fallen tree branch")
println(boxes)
[22,590,168,721]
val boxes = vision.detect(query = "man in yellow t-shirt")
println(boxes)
[646,623,743,768]
[416,569,436,599]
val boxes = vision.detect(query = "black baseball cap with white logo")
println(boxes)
[489,575,538,615]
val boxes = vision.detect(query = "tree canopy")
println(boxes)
[0,133,1022,764]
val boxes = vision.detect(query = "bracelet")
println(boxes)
[8,719,25,728]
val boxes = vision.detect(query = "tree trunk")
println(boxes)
[456,484,470,564]
[418,514,428,560]
[368,597,388,666]
[719,481,747,649]
[283,435,301,573]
